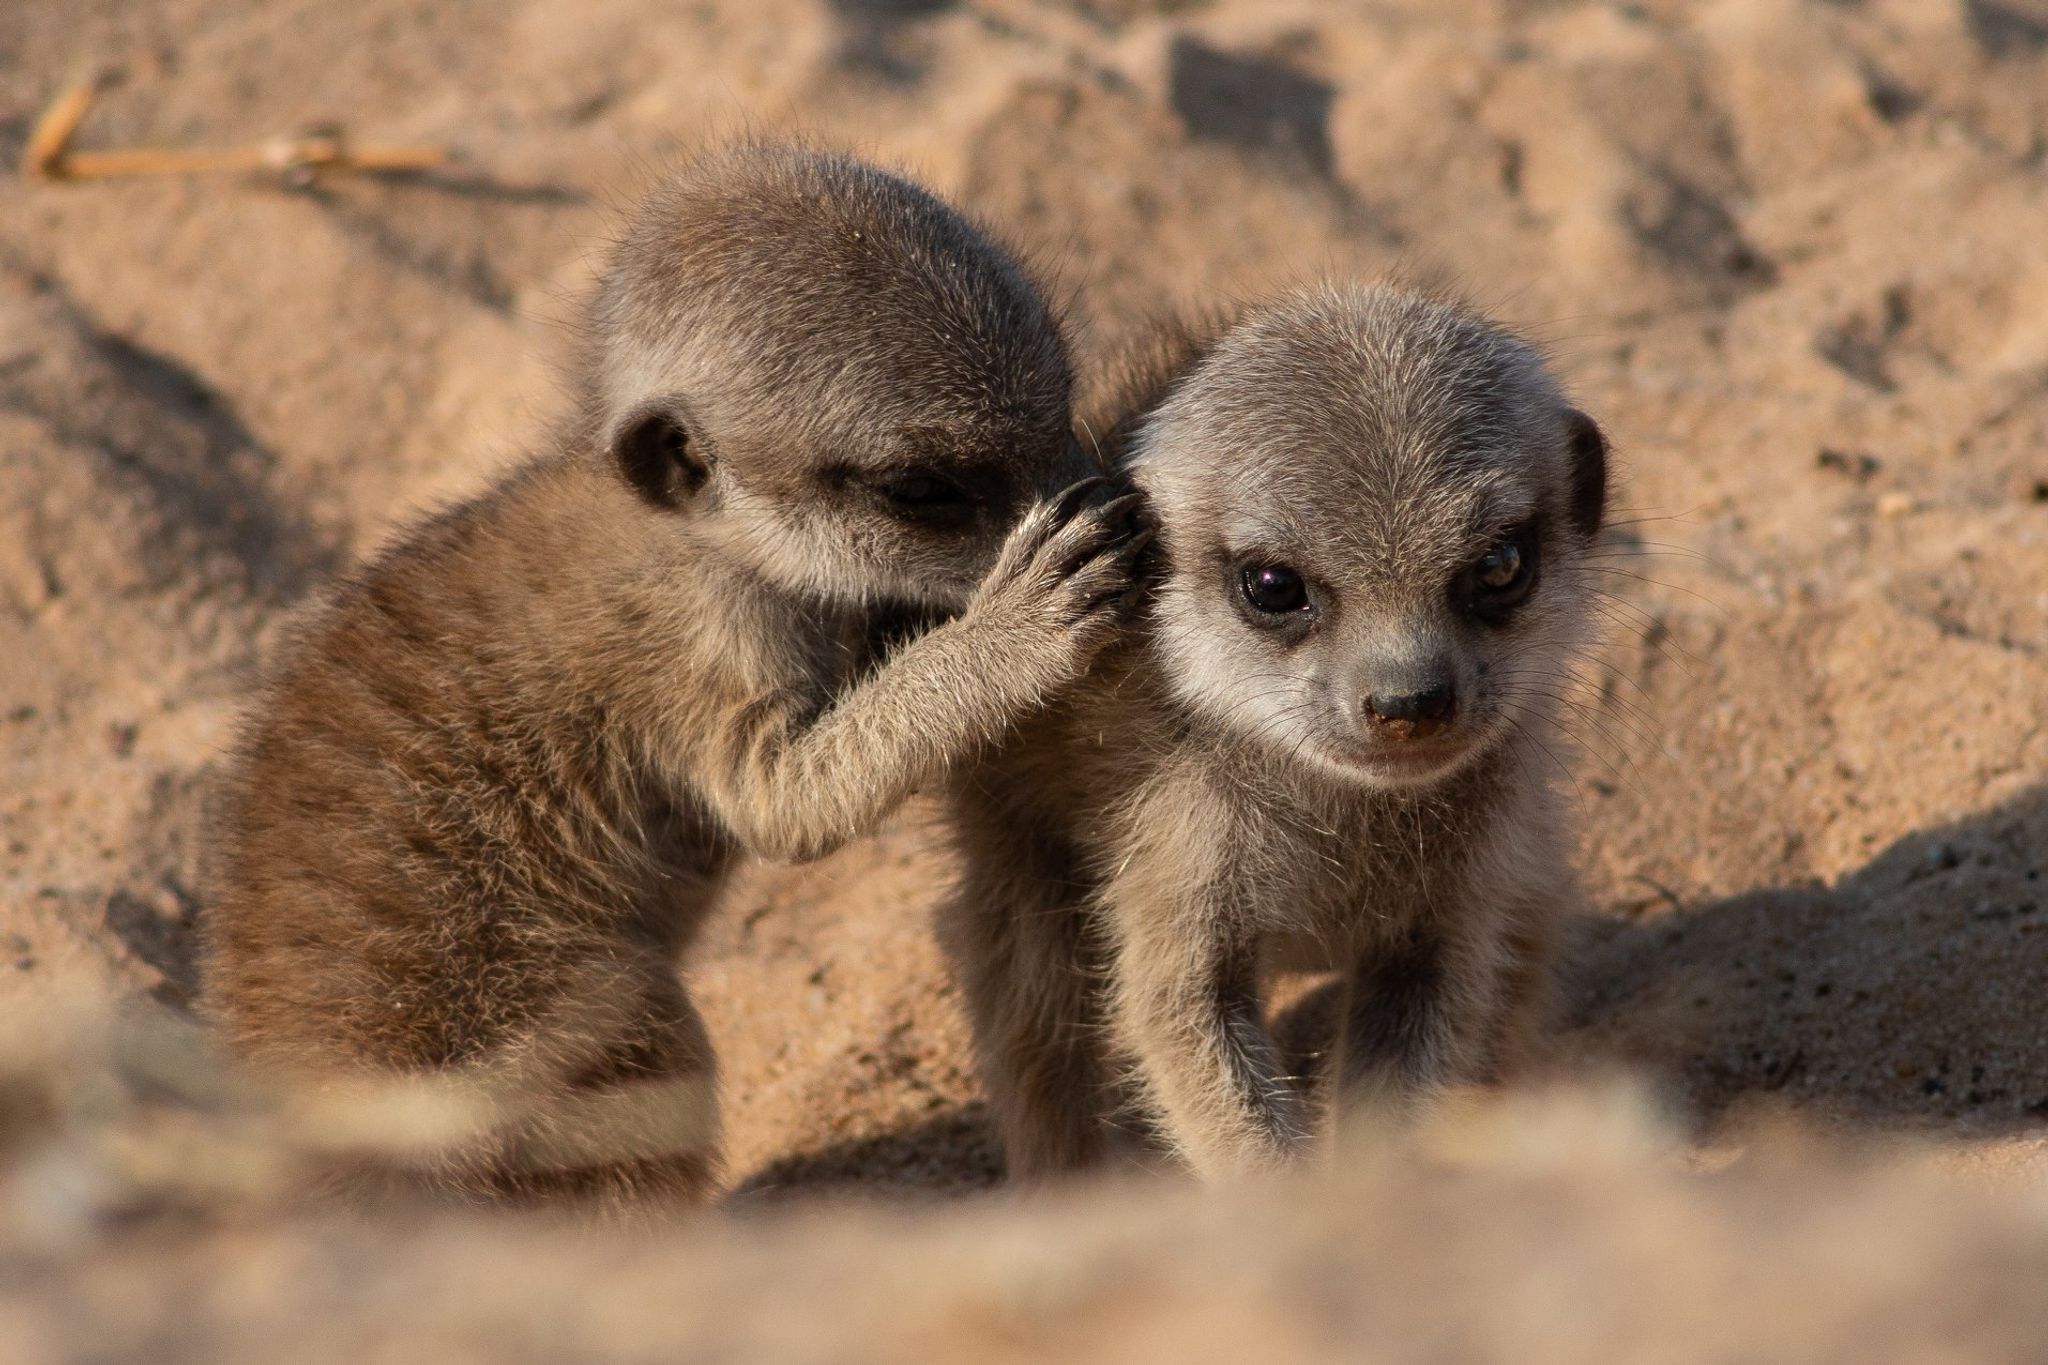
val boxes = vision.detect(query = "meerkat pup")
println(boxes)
[941,285,1609,1180]
[202,141,1146,1209]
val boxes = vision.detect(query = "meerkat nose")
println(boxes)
[1364,682,1456,741]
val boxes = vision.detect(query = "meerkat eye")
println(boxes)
[1476,542,1522,589]
[1461,525,1540,620]
[1240,564,1310,615]
[866,469,975,527]
[879,473,958,506]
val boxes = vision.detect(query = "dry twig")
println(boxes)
[22,76,447,186]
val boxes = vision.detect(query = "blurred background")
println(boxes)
[2,1,2046,1360]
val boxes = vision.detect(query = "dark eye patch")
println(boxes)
[874,469,973,514]
[824,459,983,530]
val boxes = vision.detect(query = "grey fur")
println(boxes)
[942,284,1609,1180]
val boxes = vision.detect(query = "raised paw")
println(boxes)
[969,477,1154,670]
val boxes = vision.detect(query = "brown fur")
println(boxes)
[942,285,1610,1180]
[202,140,1145,1212]
[1072,310,1233,471]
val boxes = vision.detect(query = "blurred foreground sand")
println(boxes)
[2,0,2046,1357]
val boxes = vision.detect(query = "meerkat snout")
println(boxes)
[1347,642,1466,777]
[1363,678,1455,739]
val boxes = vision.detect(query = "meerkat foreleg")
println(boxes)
[1329,914,1511,1141]
[692,484,1148,863]
[1106,899,1309,1180]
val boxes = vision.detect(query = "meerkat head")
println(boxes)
[584,141,1080,609]
[1130,286,1608,790]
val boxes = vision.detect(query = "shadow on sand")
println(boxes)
[726,1106,1003,1205]
[733,783,2048,1196]
[1278,782,2048,1135]
[1560,782,2047,1132]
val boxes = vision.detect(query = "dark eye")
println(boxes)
[1462,527,1539,619]
[882,474,950,505]
[1475,541,1522,590]
[1241,564,1309,615]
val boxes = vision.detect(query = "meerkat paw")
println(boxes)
[967,475,1153,681]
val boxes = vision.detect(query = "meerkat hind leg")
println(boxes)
[305,948,722,1215]
[488,968,721,1209]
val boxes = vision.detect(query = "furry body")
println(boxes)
[943,287,1609,1179]
[204,142,1141,1209]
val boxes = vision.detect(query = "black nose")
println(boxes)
[1365,683,1455,740]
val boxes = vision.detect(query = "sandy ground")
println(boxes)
[3,0,2047,1358]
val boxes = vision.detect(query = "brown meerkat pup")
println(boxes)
[941,285,1609,1180]
[202,141,1147,1209]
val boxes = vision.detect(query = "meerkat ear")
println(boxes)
[1563,407,1608,537]
[611,404,710,508]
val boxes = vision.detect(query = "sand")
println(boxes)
[2,0,2046,1358]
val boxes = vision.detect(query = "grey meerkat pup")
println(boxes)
[940,285,1609,1180]
[202,140,1148,1211]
